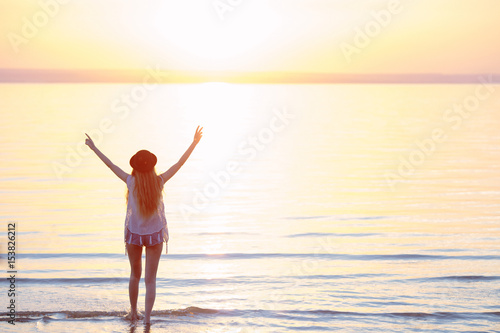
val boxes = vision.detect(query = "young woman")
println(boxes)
[85,126,203,324]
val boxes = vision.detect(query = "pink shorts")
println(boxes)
[125,228,164,247]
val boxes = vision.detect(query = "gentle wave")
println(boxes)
[284,215,387,221]
[292,273,395,280]
[17,253,500,261]
[414,275,500,282]
[20,274,500,286]
[18,274,390,285]
[19,277,130,285]
[5,308,500,323]
[19,277,247,285]
[7,307,217,322]
[194,232,259,236]
[287,233,380,238]
[286,309,500,320]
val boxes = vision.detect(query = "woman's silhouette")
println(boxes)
[85,126,203,324]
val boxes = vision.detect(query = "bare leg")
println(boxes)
[144,242,162,324]
[126,243,143,321]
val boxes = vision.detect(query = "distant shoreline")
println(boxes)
[1,69,499,84]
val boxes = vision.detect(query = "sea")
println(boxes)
[1,82,499,332]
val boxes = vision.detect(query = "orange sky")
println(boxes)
[1,0,499,74]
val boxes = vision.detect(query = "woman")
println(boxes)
[85,126,203,324]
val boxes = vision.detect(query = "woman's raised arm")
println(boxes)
[85,133,129,183]
[160,126,203,183]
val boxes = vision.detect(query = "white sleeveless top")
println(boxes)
[124,175,169,248]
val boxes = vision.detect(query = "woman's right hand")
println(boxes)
[85,133,96,151]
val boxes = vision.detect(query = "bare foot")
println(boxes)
[124,311,143,321]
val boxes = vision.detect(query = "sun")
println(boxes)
[152,2,282,70]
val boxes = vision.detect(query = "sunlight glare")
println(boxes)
[177,82,256,164]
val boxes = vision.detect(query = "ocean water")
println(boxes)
[1,83,500,332]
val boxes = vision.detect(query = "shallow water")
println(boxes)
[1,83,500,332]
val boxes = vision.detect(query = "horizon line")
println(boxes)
[1,69,499,84]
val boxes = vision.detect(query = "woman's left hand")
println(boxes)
[193,126,203,144]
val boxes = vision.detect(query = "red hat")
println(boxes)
[130,150,157,173]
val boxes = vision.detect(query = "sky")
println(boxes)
[1,0,500,75]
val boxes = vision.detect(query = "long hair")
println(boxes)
[127,169,163,217]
